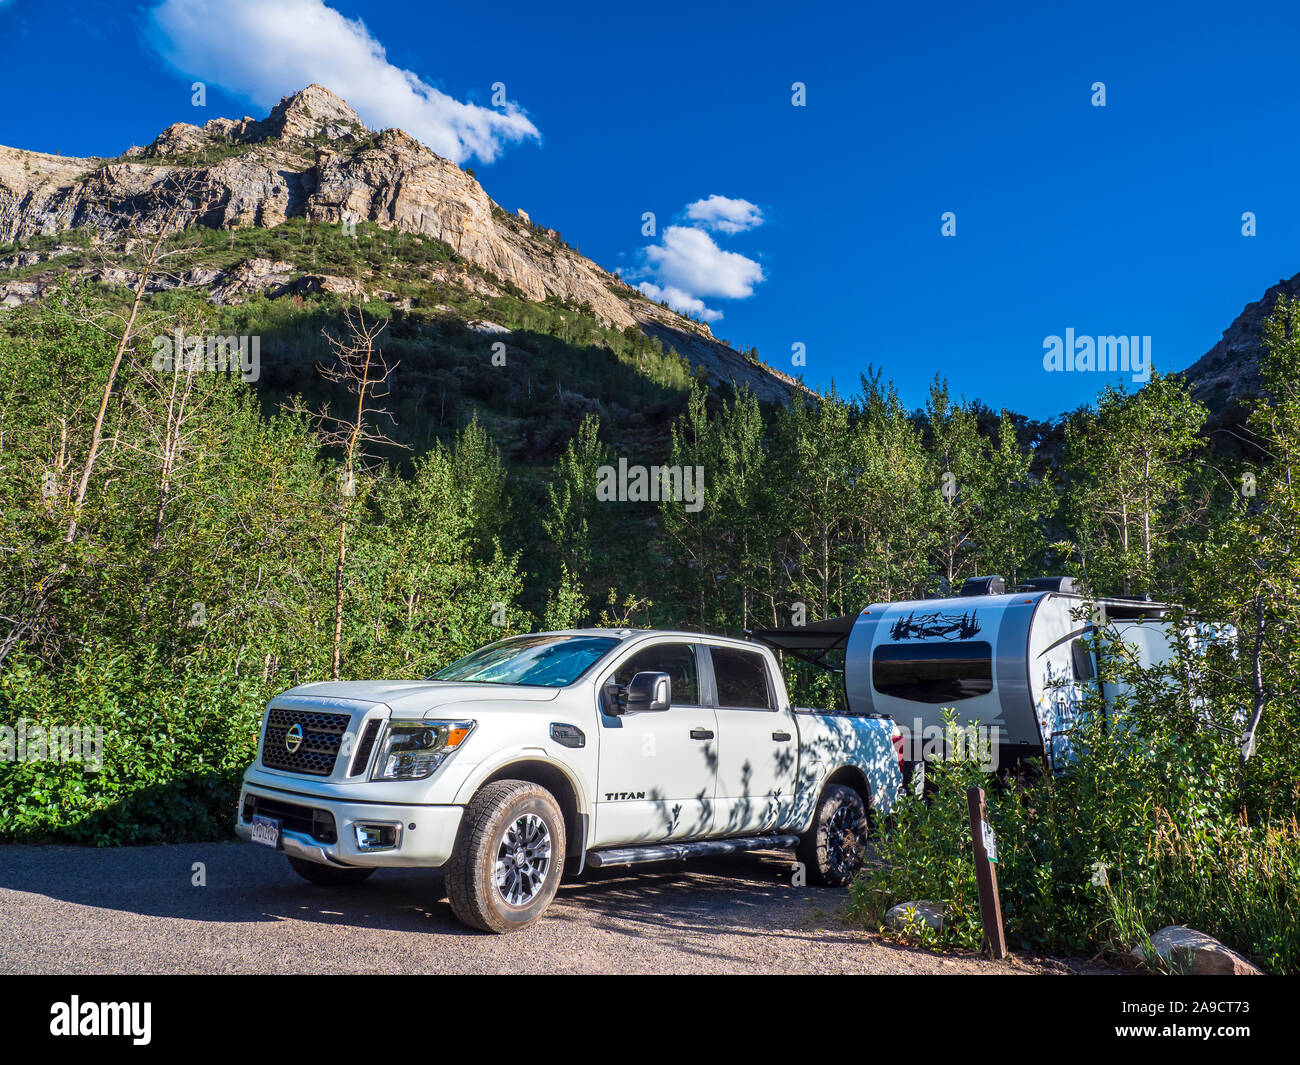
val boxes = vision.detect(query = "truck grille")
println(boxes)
[261,707,351,776]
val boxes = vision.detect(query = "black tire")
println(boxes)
[445,780,566,933]
[797,783,869,886]
[286,855,376,886]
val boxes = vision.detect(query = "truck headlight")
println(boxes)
[371,720,475,781]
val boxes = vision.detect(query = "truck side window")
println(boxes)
[612,644,699,705]
[711,647,774,710]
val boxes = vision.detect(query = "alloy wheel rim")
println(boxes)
[495,813,552,906]
[826,805,865,876]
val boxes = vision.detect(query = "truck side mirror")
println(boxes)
[622,671,671,713]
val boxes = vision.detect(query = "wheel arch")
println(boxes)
[820,765,875,824]
[475,758,586,862]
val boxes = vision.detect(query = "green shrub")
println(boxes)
[0,649,268,845]
[847,748,989,951]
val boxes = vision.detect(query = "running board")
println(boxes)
[586,834,800,869]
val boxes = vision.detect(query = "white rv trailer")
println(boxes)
[750,576,1214,771]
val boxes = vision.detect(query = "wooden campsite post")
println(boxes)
[966,787,1007,959]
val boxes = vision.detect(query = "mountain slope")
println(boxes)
[0,84,797,404]
[1181,271,1300,420]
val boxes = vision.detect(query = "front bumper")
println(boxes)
[235,781,464,868]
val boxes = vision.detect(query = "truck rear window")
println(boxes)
[872,641,994,704]
[711,647,774,709]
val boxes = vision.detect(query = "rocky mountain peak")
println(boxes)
[139,85,366,158]
[260,84,366,142]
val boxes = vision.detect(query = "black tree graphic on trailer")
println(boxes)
[889,610,981,641]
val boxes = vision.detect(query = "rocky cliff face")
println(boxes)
[1181,272,1300,418]
[0,85,797,404]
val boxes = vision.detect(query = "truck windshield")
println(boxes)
[431,635,620,688]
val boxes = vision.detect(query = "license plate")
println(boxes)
[250,814,280,849]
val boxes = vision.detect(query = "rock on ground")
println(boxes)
[886,900,945,932]
[1134,925,1263,975]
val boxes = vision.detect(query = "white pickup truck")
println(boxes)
[235,628,903,932]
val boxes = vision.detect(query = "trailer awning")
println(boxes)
[746,614,858,672]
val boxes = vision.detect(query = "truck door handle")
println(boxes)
[772,731,791,742]
[690,728,714,740]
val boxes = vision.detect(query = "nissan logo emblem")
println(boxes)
[284,723,304,753]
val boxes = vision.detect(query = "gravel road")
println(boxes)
[0,843,1116,975]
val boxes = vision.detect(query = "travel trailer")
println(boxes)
[750,576,1224,773]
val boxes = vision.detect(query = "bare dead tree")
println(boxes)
[115,302,217,549]
[309,306,407,680]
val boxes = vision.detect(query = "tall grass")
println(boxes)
[1105,812,1300,973]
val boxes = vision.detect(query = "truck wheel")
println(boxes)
[798,784,869,886]
[445,780,566,933]
[286,855,376,886]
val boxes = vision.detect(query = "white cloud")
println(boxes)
[637,282,722,323]
[684,194,764,234]
[146,0,539,164]
[635,224,765,320]
[646,227,764,300]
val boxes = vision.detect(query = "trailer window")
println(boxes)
[1071,639,1096,682]
[872,641,994,703]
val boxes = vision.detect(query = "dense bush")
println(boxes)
[0,650,267,844]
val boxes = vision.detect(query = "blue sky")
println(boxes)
[2,0,1298,420]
